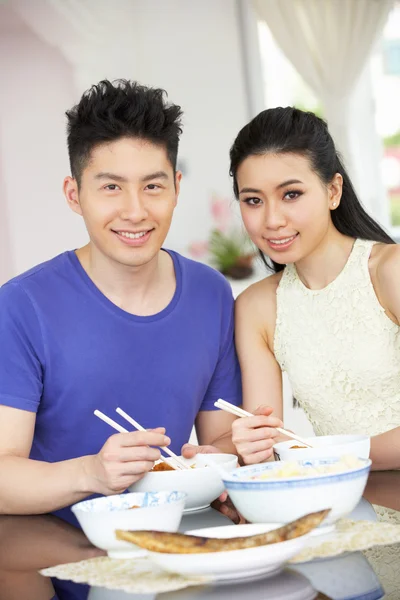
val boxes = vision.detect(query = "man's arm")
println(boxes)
[0,405,170,515]
[0,405,92,514]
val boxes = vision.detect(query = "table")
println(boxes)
[1,471,399,600]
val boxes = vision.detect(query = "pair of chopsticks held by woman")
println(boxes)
[0,78,399,528]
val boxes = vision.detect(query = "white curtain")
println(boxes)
[253,0,393,179]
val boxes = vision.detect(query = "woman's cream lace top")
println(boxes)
[274,238,400,438]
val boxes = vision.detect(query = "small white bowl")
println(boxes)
[129,454,238,512]
[221,457,371,527]
[273,434,370,462]
[71,491,186,558]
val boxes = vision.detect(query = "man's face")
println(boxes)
[64,137,181,268]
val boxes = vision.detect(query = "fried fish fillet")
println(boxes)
[115,509,329,554]
[151,462,176,472]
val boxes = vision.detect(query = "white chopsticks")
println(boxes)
[94,408,190,470]
[214,398,314,448]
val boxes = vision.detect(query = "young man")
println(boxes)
[0,80,241,523]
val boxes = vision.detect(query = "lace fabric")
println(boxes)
[274,238,400,597]
[274,238,400,437]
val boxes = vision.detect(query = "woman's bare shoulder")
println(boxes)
[235,271,284,317]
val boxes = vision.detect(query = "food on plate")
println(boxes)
[290,445,308,449]
[250,456,364,480]
[128,505,141,509]
[115,509,329,554]
[151,462,176,472]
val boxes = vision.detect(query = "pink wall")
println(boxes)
[0,21,87,279]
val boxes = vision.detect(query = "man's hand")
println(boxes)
[211,495,247,525]
[181,443,222,459]
[84,428,170,495]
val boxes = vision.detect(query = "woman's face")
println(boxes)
[236,152,342,264]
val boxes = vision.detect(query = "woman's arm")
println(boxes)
[369,244,400,470]
[232,280,284,464]
[370,428,400,470]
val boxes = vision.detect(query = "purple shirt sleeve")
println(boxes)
[199,291,242,411]
[0,283,44,412]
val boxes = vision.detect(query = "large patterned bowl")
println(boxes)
[221,457,371,527]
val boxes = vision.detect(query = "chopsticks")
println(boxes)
[94,408,190,470]
[214,398,314,448]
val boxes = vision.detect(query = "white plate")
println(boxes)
[146,523,309,582]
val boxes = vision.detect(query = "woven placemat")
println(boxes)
[42,555,210,594]
[41,518,400,593]
[290,518,400,563]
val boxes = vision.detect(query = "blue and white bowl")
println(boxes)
[71,491,186,558]
[221,457,371,526]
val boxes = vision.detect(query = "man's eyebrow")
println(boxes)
[94,172,128,182]
[140,171,170,183]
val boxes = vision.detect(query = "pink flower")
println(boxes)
[188,241,209,258]
[210,195,232,233]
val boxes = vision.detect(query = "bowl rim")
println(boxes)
[273,434,371,450]
[222,457,372,486]
[144,453,238,475]
[71,490,187,514]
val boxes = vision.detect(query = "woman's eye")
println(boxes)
[104,184,120,191]
[243,197,263,206]
[284,190,302,201]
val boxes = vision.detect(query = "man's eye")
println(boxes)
[146,184,161,191]
[104,184,120,191]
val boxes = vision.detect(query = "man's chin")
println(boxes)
[107,248,160,269]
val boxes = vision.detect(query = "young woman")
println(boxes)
[229,107,400,472]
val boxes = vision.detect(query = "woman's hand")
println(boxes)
[232,405,283,464]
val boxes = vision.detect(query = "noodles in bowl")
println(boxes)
[221,457,371,526]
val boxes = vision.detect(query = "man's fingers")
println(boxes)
[181,444,197,458]
[120,460,156,476]
[116,447,161,463]
[118,431,171,448]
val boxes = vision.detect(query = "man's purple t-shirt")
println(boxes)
[0,248,241,494]
[0,249,241,599]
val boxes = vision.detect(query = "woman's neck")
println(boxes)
[294,230,356,290]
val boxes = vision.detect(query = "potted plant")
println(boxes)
[189,195,256,280]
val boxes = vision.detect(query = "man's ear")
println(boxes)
[173,170,182,206]
[63,176,82,216]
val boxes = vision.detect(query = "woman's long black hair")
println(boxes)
[229,107,395,272]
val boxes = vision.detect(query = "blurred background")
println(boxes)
[1,0,399,432]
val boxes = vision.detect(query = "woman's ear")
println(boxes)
[329,173,343,210]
